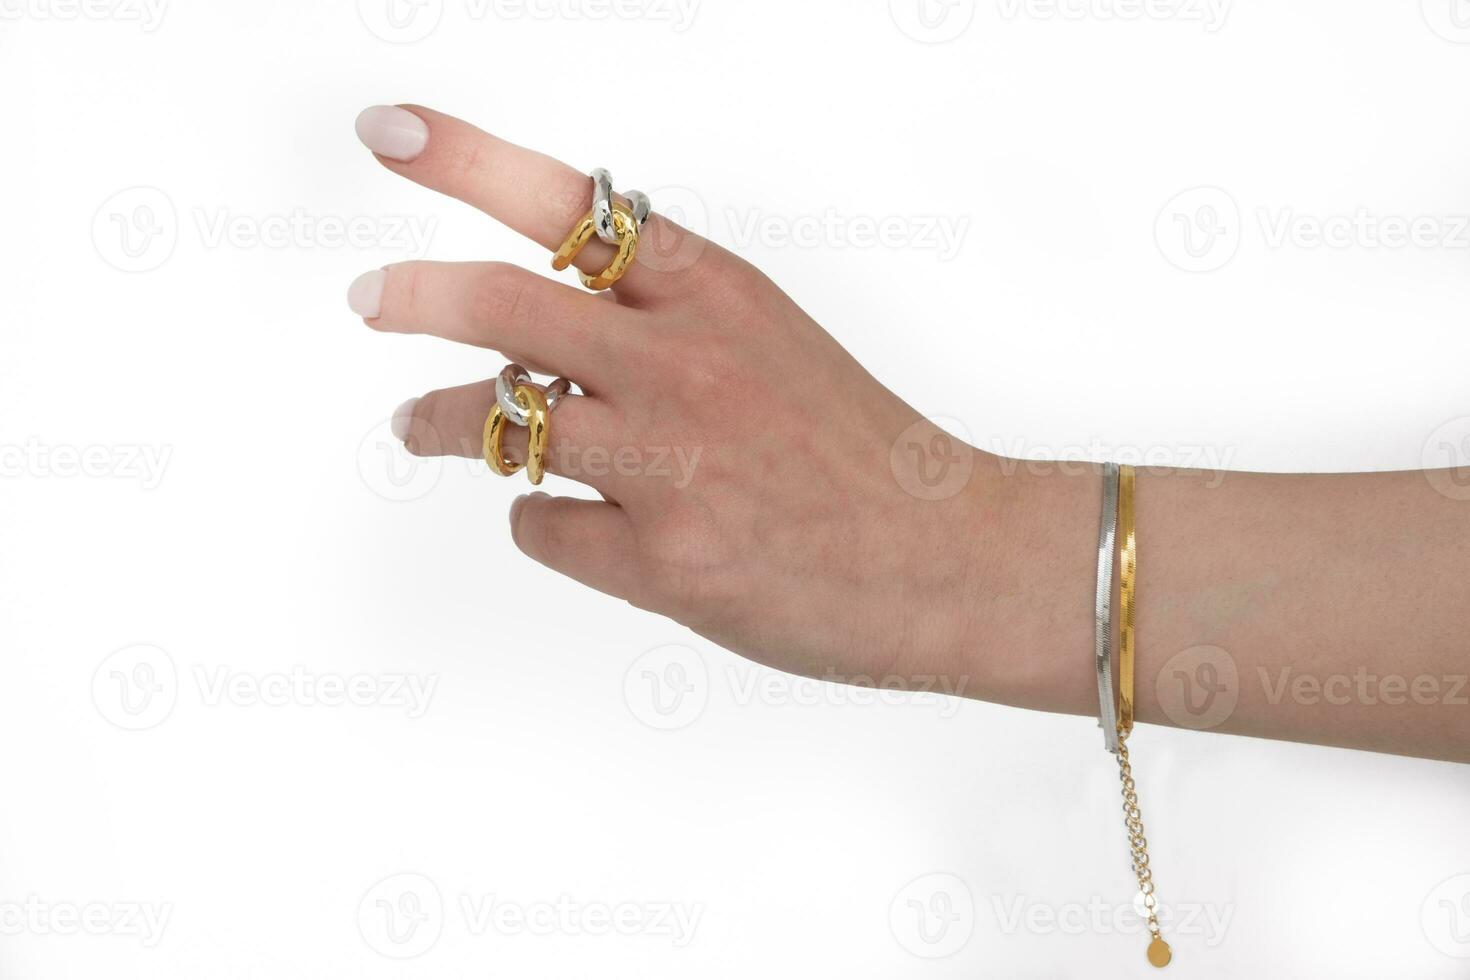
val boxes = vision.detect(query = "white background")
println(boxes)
[3,0,1470,977]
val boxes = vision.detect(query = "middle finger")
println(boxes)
[354,259,641,389]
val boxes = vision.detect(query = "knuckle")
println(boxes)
[657,334,742,405]
[543,173,592,228]
[472,262,536,327]
[447,138,493,192]
[639,508,740,616]
[691,253,764,317]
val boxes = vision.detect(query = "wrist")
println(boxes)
[948,452,1102,718]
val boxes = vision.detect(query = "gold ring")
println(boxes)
[552,200,639,290]
[482,384,550,485]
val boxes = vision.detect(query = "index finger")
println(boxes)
[354,104,713,304]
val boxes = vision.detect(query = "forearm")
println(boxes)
[963,456,1470,763]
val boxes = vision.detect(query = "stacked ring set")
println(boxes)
[481,169,650,485]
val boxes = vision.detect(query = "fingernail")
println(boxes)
[390,397,419,442]
[355,105,428,162]
[348,268,386,318]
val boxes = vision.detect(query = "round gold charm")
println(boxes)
[1146,934,1172,968]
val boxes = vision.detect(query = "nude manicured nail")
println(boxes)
[390,397,419,442]
[348,268,386,318]
[354,105,428,162]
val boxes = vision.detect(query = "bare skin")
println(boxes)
[356,105,1470,765]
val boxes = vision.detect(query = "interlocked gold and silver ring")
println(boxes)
[552,168,651,291]
[482,363,571,486]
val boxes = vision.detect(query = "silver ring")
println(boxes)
[496,363,571,427]
[626,189,652,227]
[589,168,651,245]
[1095,461,1121,754]
[590,167,617,245]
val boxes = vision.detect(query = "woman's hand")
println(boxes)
[352,105,1470,762]
[350,104,1008,693]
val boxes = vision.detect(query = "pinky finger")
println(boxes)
[509,493,641,603]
